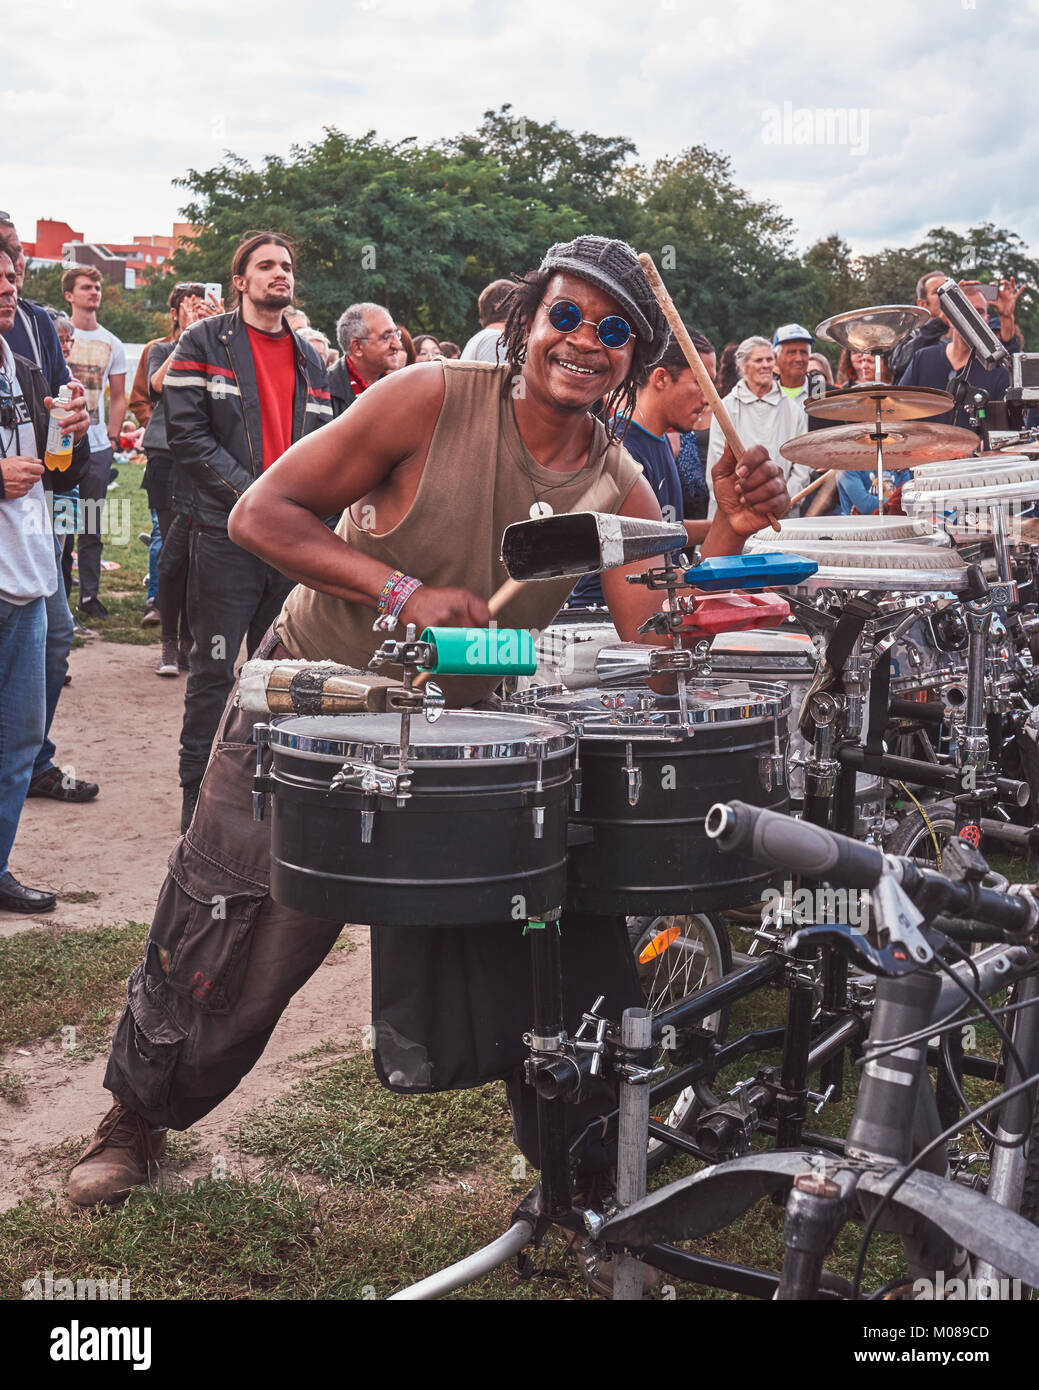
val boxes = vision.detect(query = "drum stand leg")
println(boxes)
[524,914,573,1218]
[776,943,817,1150]
[613,1007,654,1301]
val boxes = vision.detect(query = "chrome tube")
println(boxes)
[387,1219,535,1300]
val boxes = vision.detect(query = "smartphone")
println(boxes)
[980,283,999,302]
[203,282,222,304]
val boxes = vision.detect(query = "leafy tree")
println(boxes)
[23,264,167,343]
[626,146,821,346]
[169,127,593,344]
[155,115,1039,356]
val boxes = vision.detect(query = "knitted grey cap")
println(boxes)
[539,235,670,363]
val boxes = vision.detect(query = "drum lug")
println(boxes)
[532,805,545,840]
[330,759,412,802]
[360,805,376,845]
[252,723,270,822]
[623,740,642,807]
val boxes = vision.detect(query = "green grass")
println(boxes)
[0,1172,592,1302]
[0,921,146,1051]
[0,1070,28,1105]
[237,1052,514,1188]
[1,849,1034,1302]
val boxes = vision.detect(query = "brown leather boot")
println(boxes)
[67,1097,167,1208]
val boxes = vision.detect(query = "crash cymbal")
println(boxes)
[815,305,930,353]
[805,384,955,422]
[780,421,979,470]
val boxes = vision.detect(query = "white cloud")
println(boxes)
[6,0,1038,266]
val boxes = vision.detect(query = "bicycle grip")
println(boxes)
[705,801,886,889]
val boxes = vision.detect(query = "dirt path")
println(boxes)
[0,638,372,1211]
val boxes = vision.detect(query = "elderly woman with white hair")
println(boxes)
[705,335,811,515]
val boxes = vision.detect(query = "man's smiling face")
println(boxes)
[522,272,635,411]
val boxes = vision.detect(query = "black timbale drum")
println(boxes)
[528,682,791,915]
[260,712,575,927]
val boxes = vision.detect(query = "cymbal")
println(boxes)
[805,384,955,422]
[815,305,930,353]
[779,421,979,470]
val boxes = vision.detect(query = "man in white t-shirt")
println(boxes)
[460,279,513,364]
[63,265,126,619]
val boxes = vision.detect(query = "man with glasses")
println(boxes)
[0,219,99,807]
[161,232,332,832]
[0,248,91,912]
[328,302,401,415]
[68,236,788,1229]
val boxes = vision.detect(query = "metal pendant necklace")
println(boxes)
[518,428,608,519]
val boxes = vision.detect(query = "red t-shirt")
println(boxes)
[247,325,296,470]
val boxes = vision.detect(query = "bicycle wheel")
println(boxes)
[628,913,732,1170]
[885,800,957,864]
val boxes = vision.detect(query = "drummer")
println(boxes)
[67,236,790,1215]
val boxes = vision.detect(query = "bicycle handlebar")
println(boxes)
[705,801,885,888]
[705,801,1038,939]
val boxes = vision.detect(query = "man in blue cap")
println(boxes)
[772,322,826,410]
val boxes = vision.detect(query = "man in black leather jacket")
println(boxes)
[164,232,332,829]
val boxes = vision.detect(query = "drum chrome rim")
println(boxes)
[531,681,791,737]
[267,711,576,762]
[708,630,817,676]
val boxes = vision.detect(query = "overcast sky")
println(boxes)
[8,0,1039,262]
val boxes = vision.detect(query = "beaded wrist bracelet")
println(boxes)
[377,569,423,619]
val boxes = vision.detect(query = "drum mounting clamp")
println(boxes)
[622,740,642,808]
[572,995,612,1078]
[252,723,271,822]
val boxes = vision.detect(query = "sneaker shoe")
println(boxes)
[178,636,191,671]
[78,597,108,621]
[27,767,100,802]
[67,1098,166,1208]
[72,619,92,638]
[156,638,179,677]
[141,602,161,628]
[181,781,201,834]
[138,531,152,546]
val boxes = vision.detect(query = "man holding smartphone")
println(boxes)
[62,264,127,621]
[890,270,1025,377]
[162,233,331,832]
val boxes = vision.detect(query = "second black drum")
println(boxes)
[531,683,790,915]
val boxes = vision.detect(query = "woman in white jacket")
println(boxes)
[706,336,811,515]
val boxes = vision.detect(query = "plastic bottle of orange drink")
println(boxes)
[44,385,74,471]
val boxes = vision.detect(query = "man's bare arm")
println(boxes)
[229,365,445,599]
[228,364,491,629]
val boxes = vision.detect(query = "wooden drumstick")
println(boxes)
[790,469,837,506]
[638,252,781,533]
[413,577,524,688]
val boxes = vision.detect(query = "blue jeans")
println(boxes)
[146,510,160,605]
[0,595,47,877]
[76,446,114,603]
[32,534,75,782]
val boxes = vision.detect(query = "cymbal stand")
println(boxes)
[628,547,697,726]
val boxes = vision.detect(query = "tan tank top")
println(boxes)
[277,361,644,706]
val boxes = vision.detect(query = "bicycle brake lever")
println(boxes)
[784,923,923,977]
